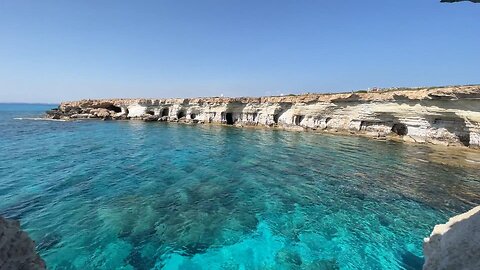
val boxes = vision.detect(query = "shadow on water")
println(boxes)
[401,251,425,270]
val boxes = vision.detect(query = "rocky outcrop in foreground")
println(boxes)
[47,85,480,148]
[423,206,480,270]
[0,216,46,270]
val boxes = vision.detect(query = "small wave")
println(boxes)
[14,117,69,122]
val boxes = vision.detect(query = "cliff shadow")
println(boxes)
[426,112,471,146]
[225,112,234,125]
[160,108,169,117]
[223,102,248,124]
[356,113,408,135]
[273,103,293,125]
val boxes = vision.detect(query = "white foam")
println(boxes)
[14,117,69,122]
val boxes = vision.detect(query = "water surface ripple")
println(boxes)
[0,104,479,270]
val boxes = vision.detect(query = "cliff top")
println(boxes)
[60,85,480,108]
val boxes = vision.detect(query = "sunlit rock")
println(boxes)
[423,206,480,270]
[46,85,480,148]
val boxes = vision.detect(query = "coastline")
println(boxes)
[45,85,480,150]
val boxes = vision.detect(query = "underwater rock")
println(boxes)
[0,216,46,270]
[401,251,424,270]
[304,258,340,270]
[98,182,261,259]
[46,85,480,148]
[423,206,480,270]
[275,248,303,267]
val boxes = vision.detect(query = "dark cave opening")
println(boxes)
[294,115,305,126]
[273,114,279,124]
[145,110,155,116]
[391,123,408,136]
[177,111,186,119]
[161,108,169,117]
[106,105,122,113]
[458,134,471,147]
[226,113,234,125]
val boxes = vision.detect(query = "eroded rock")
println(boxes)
[0,216,46,270]
[45,85,480,148]
[423,206,480,270]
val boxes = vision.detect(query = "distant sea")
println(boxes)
[1,103,479,270]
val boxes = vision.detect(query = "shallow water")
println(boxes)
[1,104,479,270]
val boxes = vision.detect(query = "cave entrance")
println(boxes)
[360,121,368,131]
[177,111,186,119]
[273,114,279,124]
[190,113,196,119]
[391,123,408,136]
[106,105,122,113]
[145,110,155,116]
[226,113,234,125]
[294,115,305,125]
[161,108,169,117]
[459,134,470,147]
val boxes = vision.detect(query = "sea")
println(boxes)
[0,103,479,270]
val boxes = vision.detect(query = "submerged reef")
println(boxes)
[423,206,480,270]
[0,216,46,270]
[47,85,480,148]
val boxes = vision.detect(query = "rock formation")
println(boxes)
[46,85,480,148]
[0,216,46,270]
[423,206,480,270]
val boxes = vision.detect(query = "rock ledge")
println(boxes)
[46,85,480,148]
[423,206,480,270]
[0,216,46,270]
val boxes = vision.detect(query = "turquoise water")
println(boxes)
[1,104,479,270]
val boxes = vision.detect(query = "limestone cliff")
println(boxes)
[46,85,480,148]
[0,216,46,270]
[423,206,480,270]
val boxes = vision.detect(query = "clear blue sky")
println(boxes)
[0,0,479,103]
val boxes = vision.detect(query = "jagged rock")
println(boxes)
[45,85,480,148]
[423,206,480,270]
[0,216,46,270]
[70,113,92,119]
[142,115,159,122]
[91,108,112,118]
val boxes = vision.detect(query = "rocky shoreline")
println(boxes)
[423,206,480,270]
[46,85,480,148]
[0,216,46,270]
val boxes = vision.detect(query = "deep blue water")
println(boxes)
[1,104,479,270]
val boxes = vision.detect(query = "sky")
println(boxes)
[0,0,479,103]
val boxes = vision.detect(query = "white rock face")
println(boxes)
[49,85,480,148]
[423,206,480,270]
